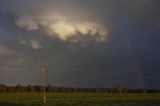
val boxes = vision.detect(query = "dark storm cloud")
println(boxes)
[0,0,160,88]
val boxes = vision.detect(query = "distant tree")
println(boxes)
[15,84,23,92]
[27,84,34,92]
[46,84,52,92]
[0,84,7,92]
[116,85,123,93]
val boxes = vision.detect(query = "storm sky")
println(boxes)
[0,0,160,89]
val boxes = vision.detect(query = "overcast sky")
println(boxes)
[0,0,160,89]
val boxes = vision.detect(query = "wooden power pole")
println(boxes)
[42,65,46,104]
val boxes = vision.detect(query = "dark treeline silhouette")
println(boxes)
[0,84,160,93]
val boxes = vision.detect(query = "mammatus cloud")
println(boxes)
[0,46,12,55]
[20,39,42,49]
[15,17,38,31]
[30,40,42,49]
[15,13,108,42]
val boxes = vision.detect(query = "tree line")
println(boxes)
[0,84,159,93]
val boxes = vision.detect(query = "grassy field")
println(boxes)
[0,93,160,106]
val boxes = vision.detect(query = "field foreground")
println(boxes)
[0,93,160,106]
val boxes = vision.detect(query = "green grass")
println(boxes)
[0,93,160,106]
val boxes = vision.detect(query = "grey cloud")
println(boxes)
[0,0,160,88]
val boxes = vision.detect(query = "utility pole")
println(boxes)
[42,65,46,104]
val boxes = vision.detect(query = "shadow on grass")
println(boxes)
[0,102,30,106]
[1,101,160,106]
